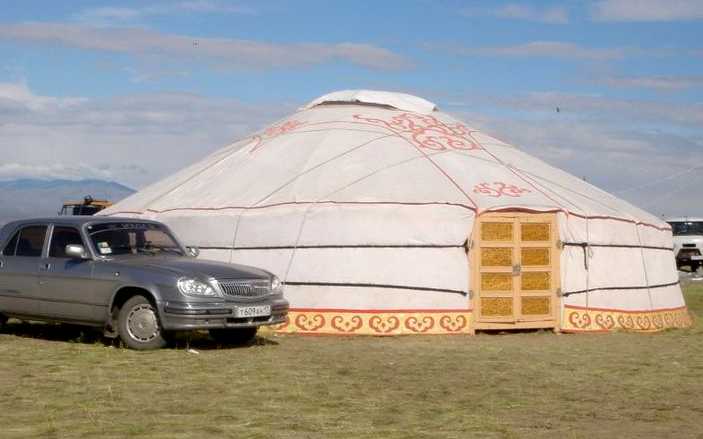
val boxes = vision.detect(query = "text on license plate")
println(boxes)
[235,305,271,318]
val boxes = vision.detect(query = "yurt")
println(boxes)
[100,90,691,335]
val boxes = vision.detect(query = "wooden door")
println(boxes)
[472,213,560,330]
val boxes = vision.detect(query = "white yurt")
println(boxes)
[100,90,691,335]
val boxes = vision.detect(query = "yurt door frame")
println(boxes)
[471,212,561,330]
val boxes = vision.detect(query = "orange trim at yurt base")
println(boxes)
[270,309,474,335]
[561,305,692,333]
[264,306,692,335]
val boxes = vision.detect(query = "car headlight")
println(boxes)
[271,275,283,292]
[177,278,219,297]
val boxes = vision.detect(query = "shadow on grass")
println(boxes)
[168,331,280,351]
[0,319,110,346]
[0,319,279,350]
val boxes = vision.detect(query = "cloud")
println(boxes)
[3,81,702,217]
[463,4,569,24]
[597,75,703,90]
[453,109,703,216]
[0,81,86,111]
[0,163,119,182]
[0,23,411,71]
[0,81,292,187]
[470,91,703,126]
[73,2,255,26]
[445,91,703,216]
[591,0,703,21]
[497,4,569,23]
[441,41,628,61]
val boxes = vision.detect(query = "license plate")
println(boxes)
[235,305,271,318]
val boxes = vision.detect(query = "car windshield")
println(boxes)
[87,222,184,256]
[669,221,703,236]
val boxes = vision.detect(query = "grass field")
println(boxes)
[1,286,702,439]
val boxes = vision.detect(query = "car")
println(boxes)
[667,217,703,272]
[0,217,289,349]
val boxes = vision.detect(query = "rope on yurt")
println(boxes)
[634,223,655,310]
[515,167,637,220]
[561,280,680,296]
[614,163,703,195]
[280,147,465,290]
[471,138,602,320]
[247,132,398,282]
[585,215,591,310]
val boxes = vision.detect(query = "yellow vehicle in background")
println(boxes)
[59,196,112,216]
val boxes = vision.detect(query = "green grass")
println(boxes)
[1,286,702,439]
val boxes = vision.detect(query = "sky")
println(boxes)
[0,0,702,218]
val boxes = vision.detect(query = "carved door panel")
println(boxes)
[473,214,560,329]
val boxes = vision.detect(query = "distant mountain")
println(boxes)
[0,179,135,226]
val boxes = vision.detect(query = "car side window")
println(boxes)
[49,227,85,258]
[15,226,48,257]
[1,230,21,256]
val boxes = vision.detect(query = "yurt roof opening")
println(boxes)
[100,89,691,335]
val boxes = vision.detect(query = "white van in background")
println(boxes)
[667,218,703,272]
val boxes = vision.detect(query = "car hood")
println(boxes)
[110,256,271,280]
[673,235,703,250]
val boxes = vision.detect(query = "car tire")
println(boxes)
[117,295,167,350]
[0,314,7,332]
[209,327,258,346]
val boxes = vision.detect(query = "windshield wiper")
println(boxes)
[153,247,184,255]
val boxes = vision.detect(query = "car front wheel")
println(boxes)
[118,295,167,350]
[210,327,258,346]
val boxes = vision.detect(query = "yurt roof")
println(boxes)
[102,89,668,231]
[302,89,437,114]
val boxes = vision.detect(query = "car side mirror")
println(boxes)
[65,244,89,259]
[187,247,200,258]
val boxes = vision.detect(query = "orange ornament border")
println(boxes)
[269,309,474,335]
[263,306,693,336]
[561,305,692,332]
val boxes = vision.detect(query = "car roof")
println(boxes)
[666,217,703,222]
[1,216,160,230]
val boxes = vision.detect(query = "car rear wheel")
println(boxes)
[118,295,167,350]
[210,327,258,346]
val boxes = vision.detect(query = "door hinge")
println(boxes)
[512,264,521,276]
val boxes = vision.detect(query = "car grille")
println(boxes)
[217,279,271,298]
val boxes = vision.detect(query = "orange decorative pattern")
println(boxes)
[481,297,513,316]
[522,272,551,290]
[481,247,512,267]
[521,297,551,315]
[481,222,513,241]
[473,182,531,198]
[270,310,473,335]
[249,119,306,153]
[481,273,513,291]
[353,113,481,151]
[521,248,550,266]
[562,306,692,332]
[521,223,550,241]
[263,306,692,335]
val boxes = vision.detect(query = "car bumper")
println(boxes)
[160,297,289,330]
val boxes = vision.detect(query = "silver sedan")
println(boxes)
[0,217,289,349]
